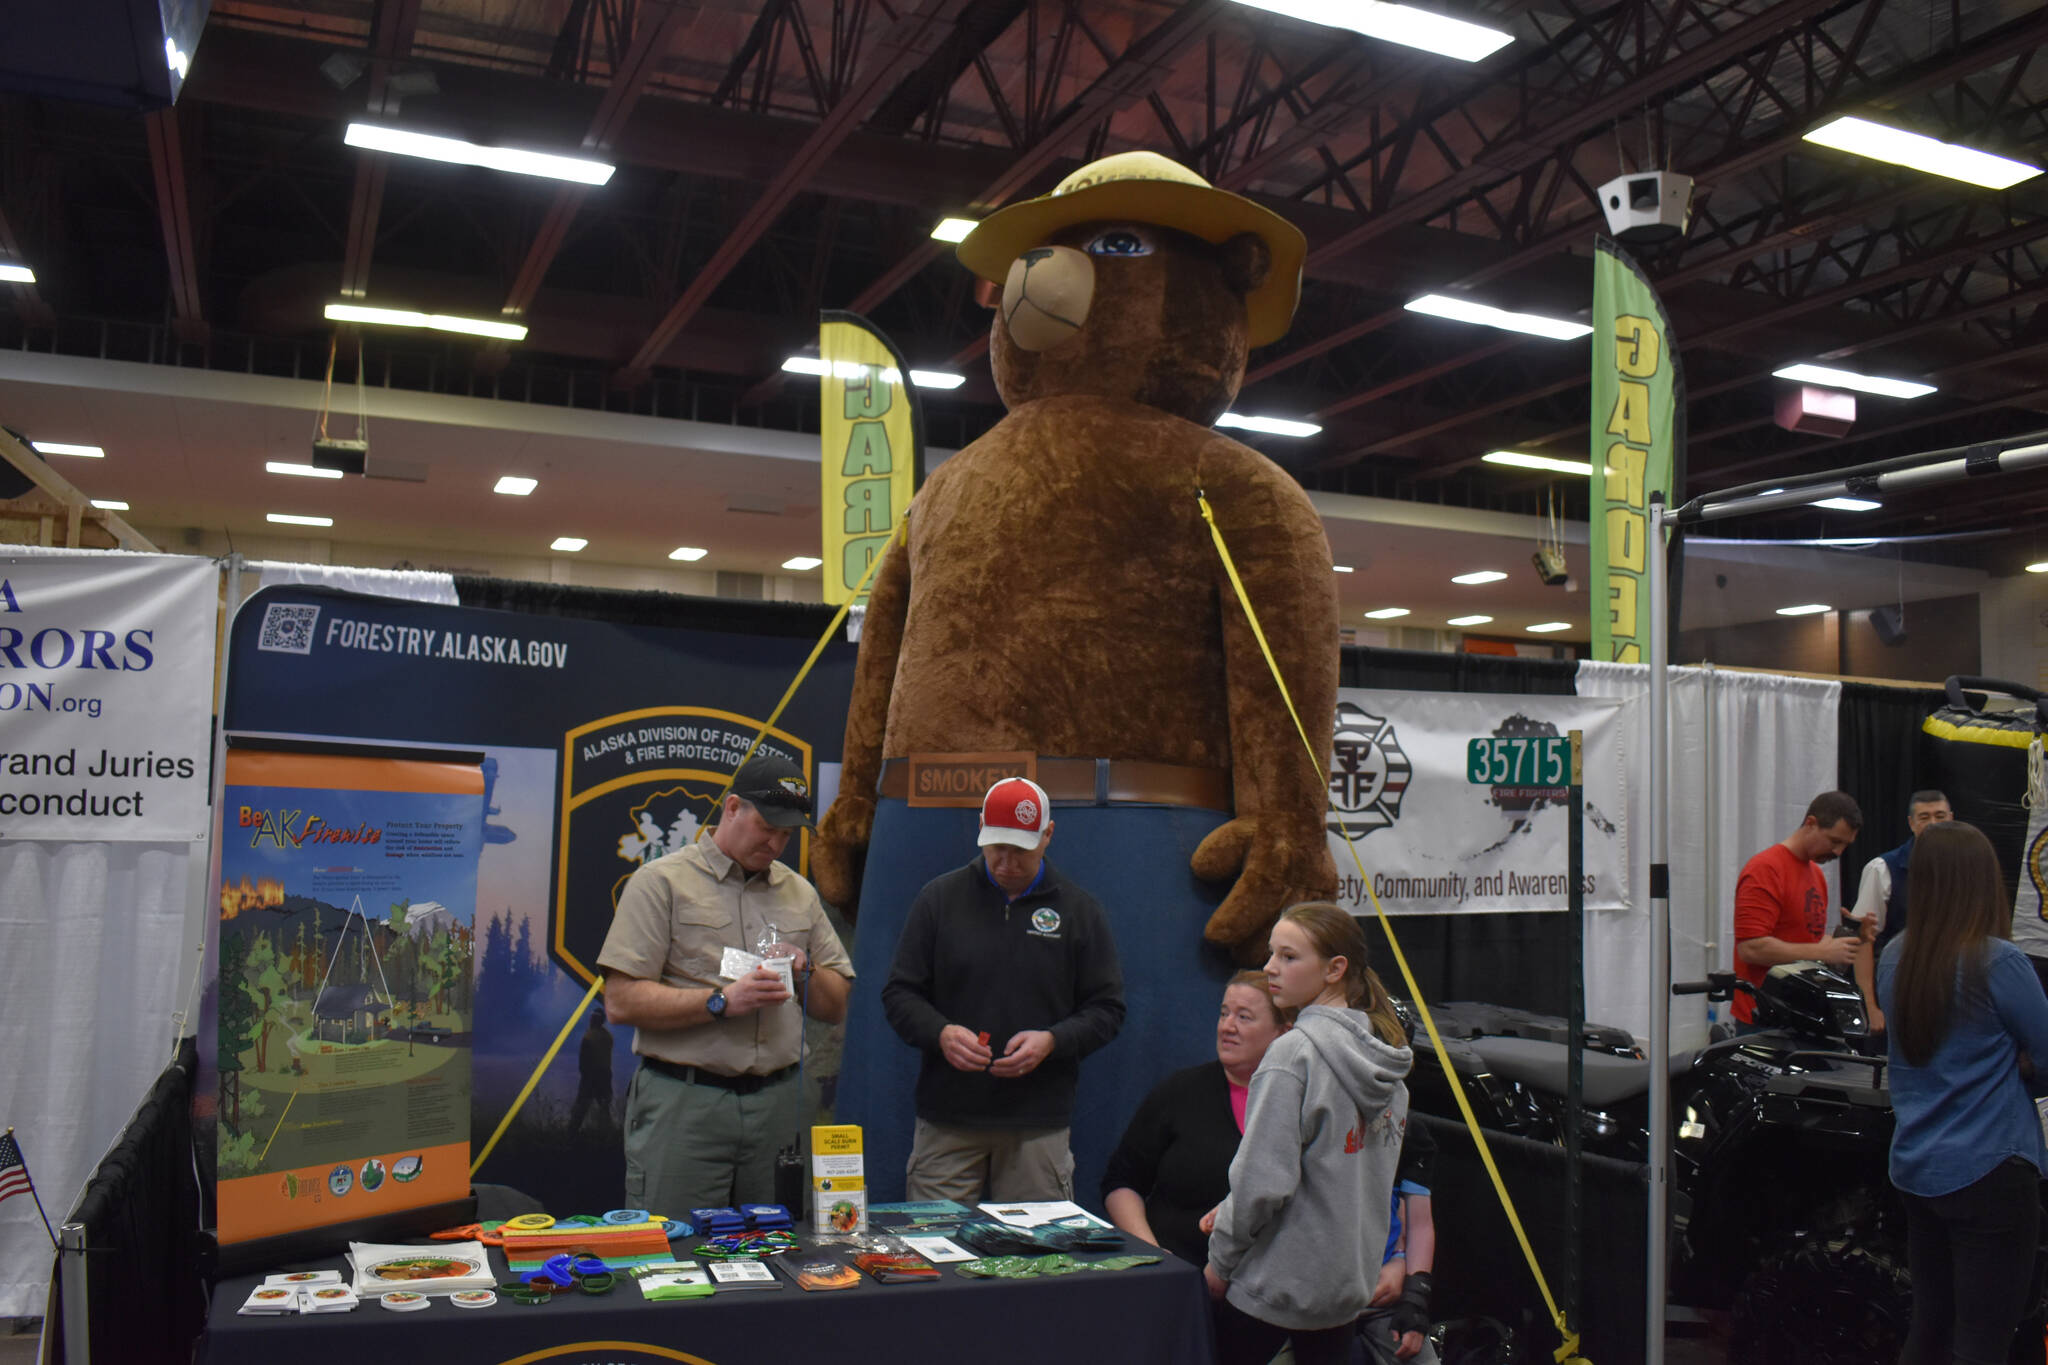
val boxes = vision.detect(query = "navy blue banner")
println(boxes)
[218,586,856,1212]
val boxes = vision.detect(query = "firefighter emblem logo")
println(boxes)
[1328,702,1409,838]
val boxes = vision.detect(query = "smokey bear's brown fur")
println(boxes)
[812,217,1338,954]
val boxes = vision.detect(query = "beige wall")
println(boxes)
[1981,571,2048,693]
[132,525,827,603]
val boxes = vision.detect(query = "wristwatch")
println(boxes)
[706,988,727,1019]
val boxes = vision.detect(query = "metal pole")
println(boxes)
[58,1222,88,1365]
[1566,729,1586,1336]
[1645,495,1672,1365]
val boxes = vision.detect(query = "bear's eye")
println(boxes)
[1085,229,1153,258]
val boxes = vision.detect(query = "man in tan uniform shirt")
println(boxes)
[599,753,853,1217]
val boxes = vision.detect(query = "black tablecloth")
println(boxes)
[197,1241,1214,1365]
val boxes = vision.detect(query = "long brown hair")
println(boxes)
[1279,902,1406,1047]
[1891,821,2012,1067]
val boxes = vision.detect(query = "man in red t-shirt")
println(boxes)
[1732,790,1865,1026]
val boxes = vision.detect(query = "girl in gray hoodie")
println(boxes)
[1203,901,1414,1365]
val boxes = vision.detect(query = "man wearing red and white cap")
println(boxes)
[881,776,1127,1202]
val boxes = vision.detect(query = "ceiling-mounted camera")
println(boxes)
[1598,170,1694,245]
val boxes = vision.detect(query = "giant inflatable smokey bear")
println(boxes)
[816,151,1341,1204]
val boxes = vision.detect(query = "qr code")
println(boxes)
[258,603,320,655]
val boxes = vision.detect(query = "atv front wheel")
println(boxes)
[1728,1232,1911,1365]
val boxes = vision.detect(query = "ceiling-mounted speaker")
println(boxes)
[1871,604,1909,647]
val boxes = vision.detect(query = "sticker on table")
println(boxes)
[380,1291,431,1311]
[451,1289,498,1309]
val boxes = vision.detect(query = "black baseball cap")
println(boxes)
[729,752,816,829]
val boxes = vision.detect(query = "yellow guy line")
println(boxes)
[473,524,899,1177]
[1197,493,1589,1365]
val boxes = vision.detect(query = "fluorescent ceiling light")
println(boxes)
[90,499,129,511]
[1332,564,1355,573]
[1405,293,1592,340]
[930,217,978,243]
[267,460,343,480]
[0,263,34,284]
[268,513,334,527]
[1231,0,1513,62]
[2027,560,2048,574]
[1448,614,1494,627]
[325,302,528,341]
[780,355,964,389]
[1526,621,1572,633]
[669,546,708,562]
[1812,497,1880,511]
[494,475,538,496]
[1776,603,1832,616]
[1452,570,1508,585]
[32,442,103,458]
[782,556,823,571]
[1364,607,1411,619]
[1772,364,1936,399]
[1218,412,1323,438]
[1484,450,1595,475]
[1803,115,2041,191]
[344,122,615,186]
[551,537,588,552]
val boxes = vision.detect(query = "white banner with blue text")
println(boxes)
[0,551,216,840]
[1325,687,1631,915]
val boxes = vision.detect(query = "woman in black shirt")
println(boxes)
[1101,970,1287,1264]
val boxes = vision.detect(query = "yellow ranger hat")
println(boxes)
[955,150,1308,348]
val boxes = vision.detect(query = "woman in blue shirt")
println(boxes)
[1878,820,2048,1365]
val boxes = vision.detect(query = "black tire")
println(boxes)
[1729,1230,1911,1365]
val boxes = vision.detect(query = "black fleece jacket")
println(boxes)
[881,857,1126,1129]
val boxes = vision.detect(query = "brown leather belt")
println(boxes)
[877,756,1231,811]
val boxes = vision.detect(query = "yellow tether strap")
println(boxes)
[472,528,899,1177]
[1198,493,1588,1365]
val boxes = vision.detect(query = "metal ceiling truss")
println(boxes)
[1278,3,2048,480]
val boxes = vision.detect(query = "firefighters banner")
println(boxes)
[1324,688,1631,914]
[817,310,922,605]
[1589,238,1685,663]
[0,550,215,840]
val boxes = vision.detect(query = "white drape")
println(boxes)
[0,548,209,1315]
[251,561,458,604]
[1576,662,1841,1051]
[0,841,195,1316]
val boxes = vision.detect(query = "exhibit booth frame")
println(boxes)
[1637,431,2048,1365]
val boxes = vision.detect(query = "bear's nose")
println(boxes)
[1001,245,1094,352]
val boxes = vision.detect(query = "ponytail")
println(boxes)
[1279,902,1406,1046]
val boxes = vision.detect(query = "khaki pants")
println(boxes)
[622,1064,799,1217]
[905,1117,1073,1204]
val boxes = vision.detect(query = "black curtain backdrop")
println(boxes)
[1340,647,1581,1019]
[453,577,844,637]
[1834,681,1944,912]
[55,1036,205,1365]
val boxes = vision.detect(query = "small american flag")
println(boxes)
[0,1130,32,1204]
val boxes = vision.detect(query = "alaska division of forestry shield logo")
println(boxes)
[1030,906,1060,936]
[1328,702,1409,838]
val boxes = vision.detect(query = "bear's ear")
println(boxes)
[1219,232,1271,297]
[974,277,1002,310]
